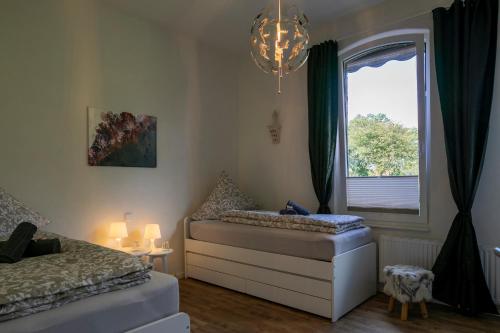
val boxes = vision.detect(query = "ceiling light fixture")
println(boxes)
[250,0,309,94]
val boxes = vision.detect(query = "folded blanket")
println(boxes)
[222,210,364,234]
[0,222,37,263]
[0,231,151,322]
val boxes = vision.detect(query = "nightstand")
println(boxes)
[148,249,174,273]
[120,247,151,258]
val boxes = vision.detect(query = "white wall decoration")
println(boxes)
[268,110,281,144]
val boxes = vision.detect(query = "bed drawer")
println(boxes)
[246,280,332,318]
[186,252,331,299]
[186,264,332,318]
[185,238,332,280]
[186,265,246,293]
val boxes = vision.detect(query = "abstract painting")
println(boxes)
[88,108,157,167]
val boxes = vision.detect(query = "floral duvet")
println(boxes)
[0,231,151,322]
[222,210,364,234]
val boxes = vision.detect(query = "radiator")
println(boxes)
[379,235,500,304]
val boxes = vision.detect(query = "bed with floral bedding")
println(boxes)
[0,230,152,322]
[185,172,376,322]
[0,188,189,332]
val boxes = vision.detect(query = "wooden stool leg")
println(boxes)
[388,297,395,313]
[401,303,409,321]
[420,301,428,319]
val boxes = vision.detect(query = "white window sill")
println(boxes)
[363,219,430,232]
[340,206,429,231]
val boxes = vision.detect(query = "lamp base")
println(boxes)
[150,238,158,251]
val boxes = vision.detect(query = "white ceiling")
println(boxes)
[103,0,384,51]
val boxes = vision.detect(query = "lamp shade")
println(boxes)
[144,224,161,240]
[109,222,128,239]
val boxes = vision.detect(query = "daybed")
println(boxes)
[184,217,377,322]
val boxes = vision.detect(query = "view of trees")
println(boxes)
[347,113,419,177]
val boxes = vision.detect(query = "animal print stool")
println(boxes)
[383,265,434,320]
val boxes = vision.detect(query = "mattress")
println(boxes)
[189,220,373,261]
[0,271,179,333]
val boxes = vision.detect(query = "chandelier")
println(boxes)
[250,0,309,94]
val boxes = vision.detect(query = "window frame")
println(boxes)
[336,30,431,231]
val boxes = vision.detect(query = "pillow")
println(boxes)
[191,172,257,220]
[0,187,50,237]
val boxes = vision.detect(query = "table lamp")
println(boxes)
[109,222,128,249]
[144,224,161,251]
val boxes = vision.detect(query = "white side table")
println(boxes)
[120,247,151,258]
[148,249,174,274]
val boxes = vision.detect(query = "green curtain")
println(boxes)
[307,41,338,214]
[432,0,498,315]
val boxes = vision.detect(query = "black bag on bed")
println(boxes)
[0,222,37,263]
[0,238,61,259]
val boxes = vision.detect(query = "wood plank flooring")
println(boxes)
[180,278,500,333]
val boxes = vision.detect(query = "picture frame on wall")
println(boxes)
[87,107,157,168]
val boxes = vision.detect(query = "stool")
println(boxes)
[383,265,434,320]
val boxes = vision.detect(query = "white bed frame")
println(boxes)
[126,312,190,333]
[183,218,377,322]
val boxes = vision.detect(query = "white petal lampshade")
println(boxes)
[250,0,309,93]
[109,222,128,239]
[144,224,161,240]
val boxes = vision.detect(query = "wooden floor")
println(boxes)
[180,278,500,333]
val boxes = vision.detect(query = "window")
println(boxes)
[338,32,429,229]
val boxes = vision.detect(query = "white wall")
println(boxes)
[0,0,239,275]
[473,0,500,248]
[237,0,500,248]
